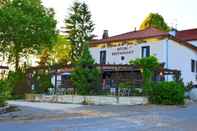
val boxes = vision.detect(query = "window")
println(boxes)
[196,61,197,73]
[121,56,125,61]
[191,59,195,72]
[141,46,150,58]
[100,50,106,64]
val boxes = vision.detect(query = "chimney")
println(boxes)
[102,30,109,39]
[134,27,137,32]
[169,28,177,37]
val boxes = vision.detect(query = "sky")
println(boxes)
[42,0,197,38]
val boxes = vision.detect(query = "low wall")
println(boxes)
[0,105,10,114]
[25,94,148,105]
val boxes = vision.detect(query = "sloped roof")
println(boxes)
[176,28,197,41]
[91,27,197,52]
[91,27,169,44]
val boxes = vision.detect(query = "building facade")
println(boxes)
[90,27,197,85]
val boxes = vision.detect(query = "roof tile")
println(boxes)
[176,28,197,41]
[91,27,169,44]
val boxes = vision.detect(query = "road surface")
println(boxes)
[0,101,197,131]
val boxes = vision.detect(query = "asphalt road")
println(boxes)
[0,101,197,131]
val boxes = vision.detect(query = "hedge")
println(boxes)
[148,81,185,105]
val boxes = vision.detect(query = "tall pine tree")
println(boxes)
[65,2,94,62]
[71,45,101,95]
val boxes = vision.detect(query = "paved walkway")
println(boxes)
[0,101,197,131]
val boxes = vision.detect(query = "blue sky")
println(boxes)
[42,0,197,38]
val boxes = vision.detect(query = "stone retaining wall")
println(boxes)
[25,94,148,105]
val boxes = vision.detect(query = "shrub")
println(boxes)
[132,88,143,96]
[33,73,52,94]
[0,80,11,97]
[118,82,132,89]
[0,80,10,106]
[148,81,185,105]
[0,96,6,107]
[7,71,31,98]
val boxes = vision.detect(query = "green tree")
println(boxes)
[71,46,101,95]
[140,13,170,31]
[65,2,94,62]
[38,48,50,66]
[37,35,72,65]
[0,0,57,70]
[129,56,160,94]
[51,35,72,64]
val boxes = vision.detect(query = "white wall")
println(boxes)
[90,39,197,85]
[90,40,166,65]
[166,39,197,85]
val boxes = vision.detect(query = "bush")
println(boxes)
[118,82,132,89]
[0,96,6,107]
[0,80,11,97]
[33,73,52,94]
[132,88,143,96]
[7,71,31,98]
[148,81,185,105]
[0,79,11,106]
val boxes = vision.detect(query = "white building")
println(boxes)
[90,27,197,85]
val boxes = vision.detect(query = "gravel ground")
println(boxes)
[0,101,197,131]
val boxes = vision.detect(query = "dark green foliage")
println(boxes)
[7,71,31,98]
[0,96,6,107]
[66,1,98,95]
[148,82,185,105]
[0,79,11,106]
[0,79,11,97]
[0,0,57,70]
[33,72,52,94]
[140,13,170,31]
[118,82,132,89]
[0,70,30,105]
[71,47,101,95]
[129,56,160,95]
[65,1,94,62]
